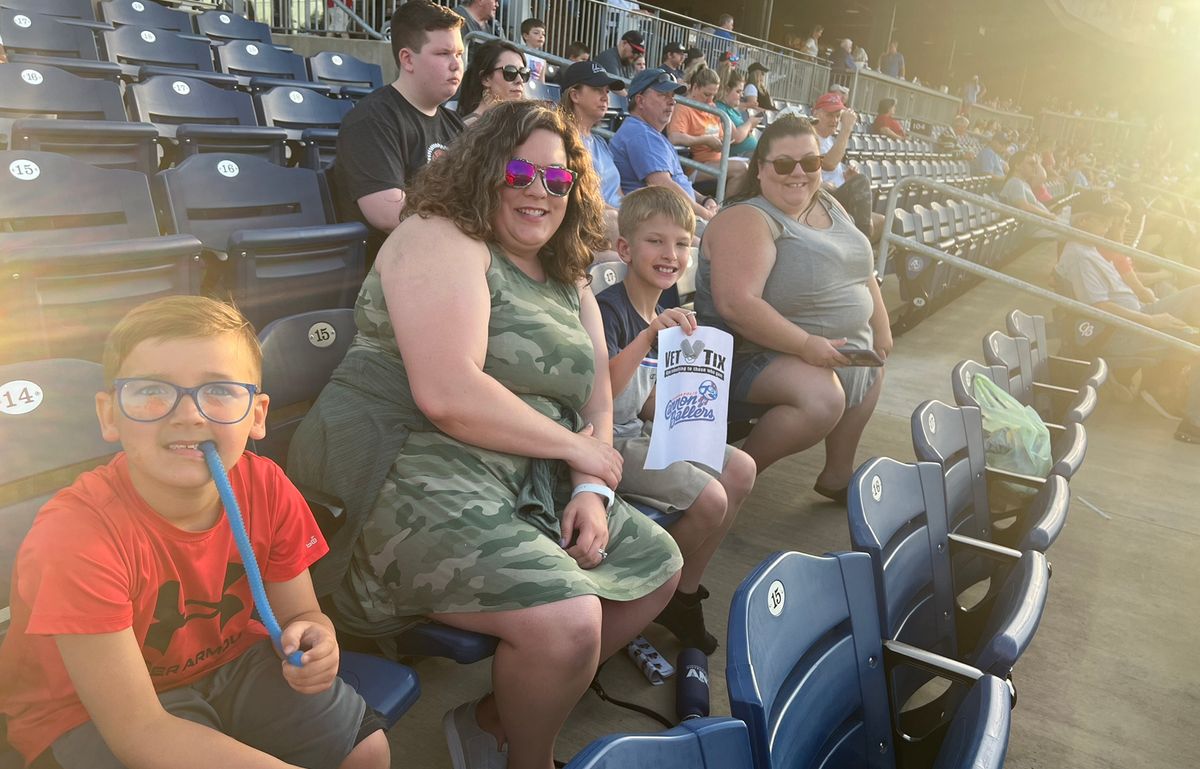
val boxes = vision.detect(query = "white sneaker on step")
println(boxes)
[443,698,508,769]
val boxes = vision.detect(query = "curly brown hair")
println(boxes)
[402,101,607,285]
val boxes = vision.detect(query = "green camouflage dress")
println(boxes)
[288,242,682,637]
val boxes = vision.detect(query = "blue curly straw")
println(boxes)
[201,441,304,667]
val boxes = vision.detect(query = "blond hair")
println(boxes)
[102,296,261,386]
[617,186,696,241]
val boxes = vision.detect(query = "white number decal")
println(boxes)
[216,160,240,178]
[9,159,40,181]
[0,380,44,415]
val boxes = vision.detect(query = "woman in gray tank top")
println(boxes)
[696,116,893,502]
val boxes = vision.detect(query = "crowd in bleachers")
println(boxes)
[2,1,1200,769]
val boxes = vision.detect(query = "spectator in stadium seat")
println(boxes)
[714,68,762,158]
[1054,194,1200,443]
[871,98,907,139]
[879,40,905,79]
[457,40,528,125]
[598,187,755,653]
[560,60,625,256]
[566,41,591,62]
[1001,150,1056,218]
[520,17,545,49]
[611,68,721,223]
[453,0,505,38]
[595,30,644,80]
[811,91,884,241]
[668,66,749,192]
[697,116,891,490]
[288,101,684,769]
[746,62,774,110]
[660,40,687,79]
[334,0,466,262]
[0,296,390,769]
[800,24,823,58]
[633,53,647,72]
[973,133,1010,179]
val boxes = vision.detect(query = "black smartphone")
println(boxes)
[838,347,885,367]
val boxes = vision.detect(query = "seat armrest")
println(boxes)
[1049,421,1086,479]
[985,466,1045,488]
[883,639,985,687]
[245,76,332,94]
[948,533,1023,563]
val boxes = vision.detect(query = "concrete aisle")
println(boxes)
[383,242,1200,768]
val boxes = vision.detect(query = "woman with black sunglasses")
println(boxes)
[289,101,682,769]
[695,116,892,501]
[458,39,530,125]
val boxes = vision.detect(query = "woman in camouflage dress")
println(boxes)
[288,102,682,769]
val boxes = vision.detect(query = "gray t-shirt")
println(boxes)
[1000,176,1050,214]
[1055,241,1140,310]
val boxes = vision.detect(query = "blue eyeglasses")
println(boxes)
[113,378,258,424]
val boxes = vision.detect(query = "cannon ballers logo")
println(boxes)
[664,379,719,428]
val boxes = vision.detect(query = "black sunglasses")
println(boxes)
[492,64,532,83]
[762,154,824,175]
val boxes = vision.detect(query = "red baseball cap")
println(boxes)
[813,92,846,112]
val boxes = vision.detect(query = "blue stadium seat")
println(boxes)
[0,7,122,80]
[151,153,366,330]
[0,62,158,173]
[0,150,203,362]
[336,651,420,729]
[1,0,100,23]
[99,0,195,34]
[307,51,383,98]
[847,458,1049,698]
[253,86,352,169]
[101,24,240,88]
[194,8,273,44]
[1006,309,1108,391]
[983,330,1097,424]
[528,79,561,102]
[214,40,331,93]
[911,399,1070,553]
[564,718,754,769]
[126,75,288,165]
[727,550,1012,769]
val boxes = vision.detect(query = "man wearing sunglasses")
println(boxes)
[611,68,722,224]
[595,29,645,80]
[335,1,466,263]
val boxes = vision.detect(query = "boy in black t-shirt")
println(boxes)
[596,187,756,654]
[335,1,466,261]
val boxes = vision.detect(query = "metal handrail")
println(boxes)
[878,176,1200,356]
[465,32,733,202]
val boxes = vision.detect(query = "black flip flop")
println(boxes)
[813,482,848,504]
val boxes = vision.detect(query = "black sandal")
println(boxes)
[813,481,849,504]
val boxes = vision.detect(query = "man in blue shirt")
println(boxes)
[973,134,1010,179]
[611,68,720,223]
[879,40,905,79]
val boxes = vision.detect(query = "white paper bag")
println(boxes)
[644,325,733,472]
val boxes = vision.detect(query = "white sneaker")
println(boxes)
[444,698,508,769]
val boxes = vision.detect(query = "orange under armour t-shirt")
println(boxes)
[0,451,329,763]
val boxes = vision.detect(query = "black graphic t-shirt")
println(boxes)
[334,85,464,257]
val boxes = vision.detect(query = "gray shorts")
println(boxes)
[613,432,732,513]
[51,640,375,769]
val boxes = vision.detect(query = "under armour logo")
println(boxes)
[144,562,246,653]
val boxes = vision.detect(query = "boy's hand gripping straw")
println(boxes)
[201,441,304,667]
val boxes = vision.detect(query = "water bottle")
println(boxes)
[675,648,710,721]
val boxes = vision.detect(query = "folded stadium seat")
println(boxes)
[194,8,273,44]
[0,150,203,363]
[307,51,384,99]
[983,330,1097,424]
[101,24,240,88]
[912,399,1070,554]
[587,260,627,294]
[727,549,1012,769]
[564,718,754,769]
[99,0,196,34]
[915,204,954,304]
[951,359,1088,481]
[253,86,352,169]
[127,75,288,166]
[0,7,122,80]
[151,153,367,330]
[253,309,499,664]
[0,62,158,173]
[1006,309,1107,391]
[848,458,1049,711]
[0,358,419,736]
[214,39,333,93]
[1,0,103,24]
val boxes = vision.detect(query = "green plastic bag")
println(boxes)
[972,373,1052,496]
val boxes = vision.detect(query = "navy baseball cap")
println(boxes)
[628,67,687,98]
[560,61,626,91]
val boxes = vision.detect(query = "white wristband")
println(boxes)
[572,483,615,510]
